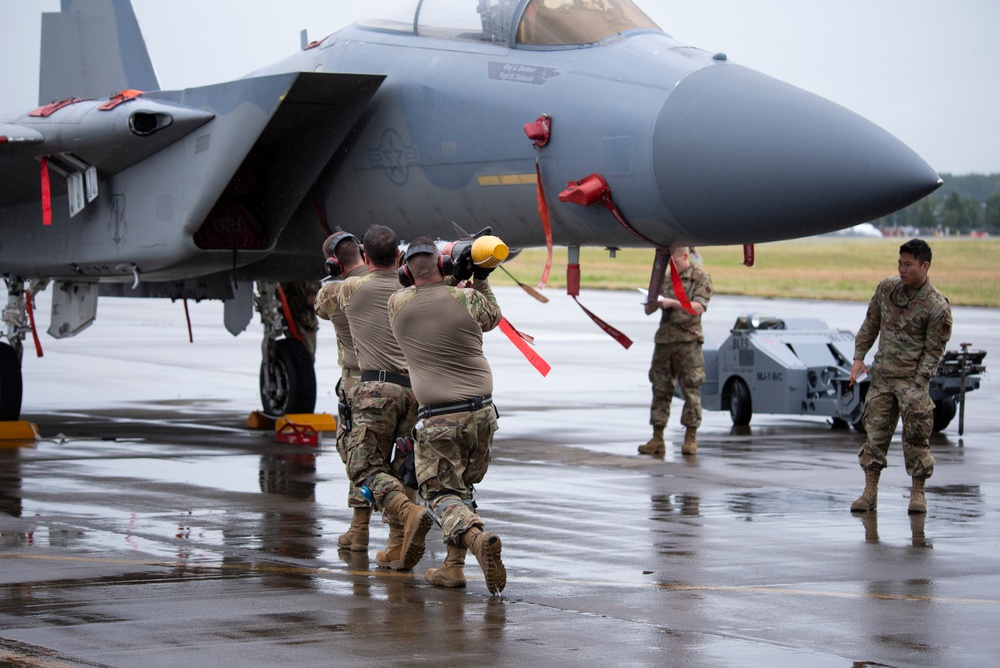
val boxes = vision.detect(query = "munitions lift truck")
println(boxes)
[698,315,986,434]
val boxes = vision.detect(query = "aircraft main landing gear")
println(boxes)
[0,341,22,422]
[1,278,31,421]
[255,282,316,417]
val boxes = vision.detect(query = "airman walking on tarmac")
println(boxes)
[338,225,430,569]
[850,238,952,514]
[315,231,371,551]
[388,237,506,594]
[640,246,713,456]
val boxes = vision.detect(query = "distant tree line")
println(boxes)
[871,173,1000,235]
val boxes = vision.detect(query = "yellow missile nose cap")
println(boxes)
[471,236,509,269]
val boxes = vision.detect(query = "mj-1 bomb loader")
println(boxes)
[697,315,985,433]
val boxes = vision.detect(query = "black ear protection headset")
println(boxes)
[325,231,364,278]
[397,244,454,287]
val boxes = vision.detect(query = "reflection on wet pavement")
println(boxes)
[1,291,998,666]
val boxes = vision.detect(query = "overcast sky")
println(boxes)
[1,0,997,175]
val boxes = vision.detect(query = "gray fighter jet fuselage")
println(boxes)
[0,0,941,421]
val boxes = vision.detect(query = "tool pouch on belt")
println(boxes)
[335,378,353,432]
[391,436,418,490]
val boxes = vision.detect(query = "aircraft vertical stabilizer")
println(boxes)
[39,0,159,104]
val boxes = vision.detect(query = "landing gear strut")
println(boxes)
[255,281,316,417]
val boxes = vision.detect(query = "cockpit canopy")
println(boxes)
[356,0,660,47]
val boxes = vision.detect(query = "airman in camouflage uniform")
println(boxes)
[388,237,506,594]
[850,239,952,514]
[338,225,430,570]
[314,232,369,550]
[640,246,713,456]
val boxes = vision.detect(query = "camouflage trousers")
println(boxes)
[416,405,499,547]
[334,369,368,508]
[343,380,419,509]
[649,341,705,429]
[859,371,935,478]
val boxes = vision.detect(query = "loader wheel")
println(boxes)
[726,377,752,427]
[932,396,957,433]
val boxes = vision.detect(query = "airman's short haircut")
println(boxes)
[323,232,362,263]
[900,238,932,265]
[363,224,399,268]
[404,236,441,280]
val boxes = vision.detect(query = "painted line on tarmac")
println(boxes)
[4,553,999,605]
[43,411,254,435]
[1,553,415,580]
[508,575,1000,605]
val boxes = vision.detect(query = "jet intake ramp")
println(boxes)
[183,71,386,255]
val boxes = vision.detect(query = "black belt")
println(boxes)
[418,395,492,420]
[360,370,411,388]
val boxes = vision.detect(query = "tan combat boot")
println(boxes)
[379,492,432,570]
[337,507,372,551]
[681,427,698,455]
[850,468,880,512]
[375,522,404,569]
[638,426,665,454]
[425,545,468,588]
[463,528,506,595]
[908,477,927,514]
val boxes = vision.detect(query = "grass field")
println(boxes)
[491,237,999,307]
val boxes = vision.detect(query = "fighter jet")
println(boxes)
[0,0,941,421]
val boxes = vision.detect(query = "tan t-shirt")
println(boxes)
[339,269,408,375]
[315,264,368,371]
[388,279,501,406]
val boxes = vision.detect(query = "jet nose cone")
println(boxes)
[653,64,941,244]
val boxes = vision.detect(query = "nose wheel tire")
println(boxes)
[932,396,957,433]
[259,338,316,417]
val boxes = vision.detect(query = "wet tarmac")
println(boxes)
[2,285,998,667]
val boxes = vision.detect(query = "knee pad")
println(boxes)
[429,495,477,522]
[359,471,383,506]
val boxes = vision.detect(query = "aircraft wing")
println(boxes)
[0,70,385,282]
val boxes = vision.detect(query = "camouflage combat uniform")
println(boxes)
[279,281,321,359]
[855,276,952,477]
[649,263,713,430]
[338,269,419,508]
[315,264,368,507]
[388,277,502,546]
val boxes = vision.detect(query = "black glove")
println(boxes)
[473,265,495,280]
[445,240,472,281]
